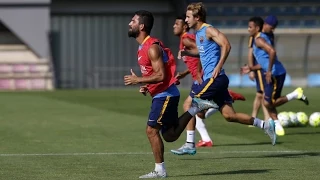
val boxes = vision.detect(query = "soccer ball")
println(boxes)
[277,111,291,127]
[296,112,309,126]
[287,111,299,127]
[309,112,320,127]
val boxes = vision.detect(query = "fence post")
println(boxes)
[303,34,312,78]
[238,35,245,87]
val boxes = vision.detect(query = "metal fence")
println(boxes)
[57,34,319,89]
[50,23,320,89]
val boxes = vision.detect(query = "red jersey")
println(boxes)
[137,36,177,97]
[179,33,200,81]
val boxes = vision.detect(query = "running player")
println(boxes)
[247,16,277,128]
[248,37,270,122]
[124,10,217,178]
[171,15,246,155]
[172,15,214,151]
[241,16,309,136]
[184,2,277,146]
[248,16,284,134]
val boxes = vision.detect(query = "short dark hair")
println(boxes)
[176,14,190,31]
[249,16,264,32]
[135,10,154,35]
[176,14,186,22]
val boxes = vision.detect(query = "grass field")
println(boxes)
[0,87,319,180]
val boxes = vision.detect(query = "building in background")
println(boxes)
[0,0,53,90]
[0,0,319,90]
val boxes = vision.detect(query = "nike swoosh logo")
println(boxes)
[138,56,142,60]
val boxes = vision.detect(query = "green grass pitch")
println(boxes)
[0,88,319,180]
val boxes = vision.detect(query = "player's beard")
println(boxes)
[128,27,140,38]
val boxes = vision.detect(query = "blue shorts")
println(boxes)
[264,73,286,104]
[189,82,201,97]
[190,74,233,108]
[255,70,266,93]
[148,96,180,133]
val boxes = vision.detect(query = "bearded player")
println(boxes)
[124,10,217,178]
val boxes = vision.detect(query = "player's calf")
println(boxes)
[220,104,240,123]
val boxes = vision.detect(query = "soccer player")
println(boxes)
[247,16,279,128]
[171,15,246,154]
[183,2,277,146]
[248,15,281,131]
[124,10,217,178]
[241,16,309,136]
[248,38,270,122]
[172,15,214,151]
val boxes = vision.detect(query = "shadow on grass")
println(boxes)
[215,141,283,147]
[178,152,320,161]
[173,169,272,177]
[286,131,320,135]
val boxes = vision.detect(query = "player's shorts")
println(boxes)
[148,96,180,133]
[255,70,266,94]
[189,82,201,97]
[190,74,233,108]
[264,73,286,104]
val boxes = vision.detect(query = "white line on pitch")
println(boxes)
[0,150,319,157]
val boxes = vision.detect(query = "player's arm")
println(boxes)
[248,46,262,71]
[247,37,256,70]
[182,37,197,50]
[136,44,166,84]
[176,69,190,80]
[248,47,254,66]
[206,27,231,69]
[197,60,202,74]
[181,50,200,58]
[180,37,199,57]
[177,38,194,76]
[255,37,276,73]
[196,60,203,83]
[249,63,262,71]
[247,47,262,70]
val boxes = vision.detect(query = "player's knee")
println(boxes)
[162,132,178,142]
[163,136,177,142]
[256,92,263,99]
[183,97,192,111]
[263,100,273,109]
[146,125,159,137]
[197,111,206,119]
[183,102,190,112]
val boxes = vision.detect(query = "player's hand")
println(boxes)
[196,75,203,84]
[249,71,255,81]
[175,72,187,80]
[240,64,250,74]
[124,69,139,85]
[177,50,182,60]
[139,85,149,96]
[212,66,221,79]
[265,71,272,84]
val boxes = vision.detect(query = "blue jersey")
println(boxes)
[195,23,225,81]
[249,33,275,65]
[252,32,286,76]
